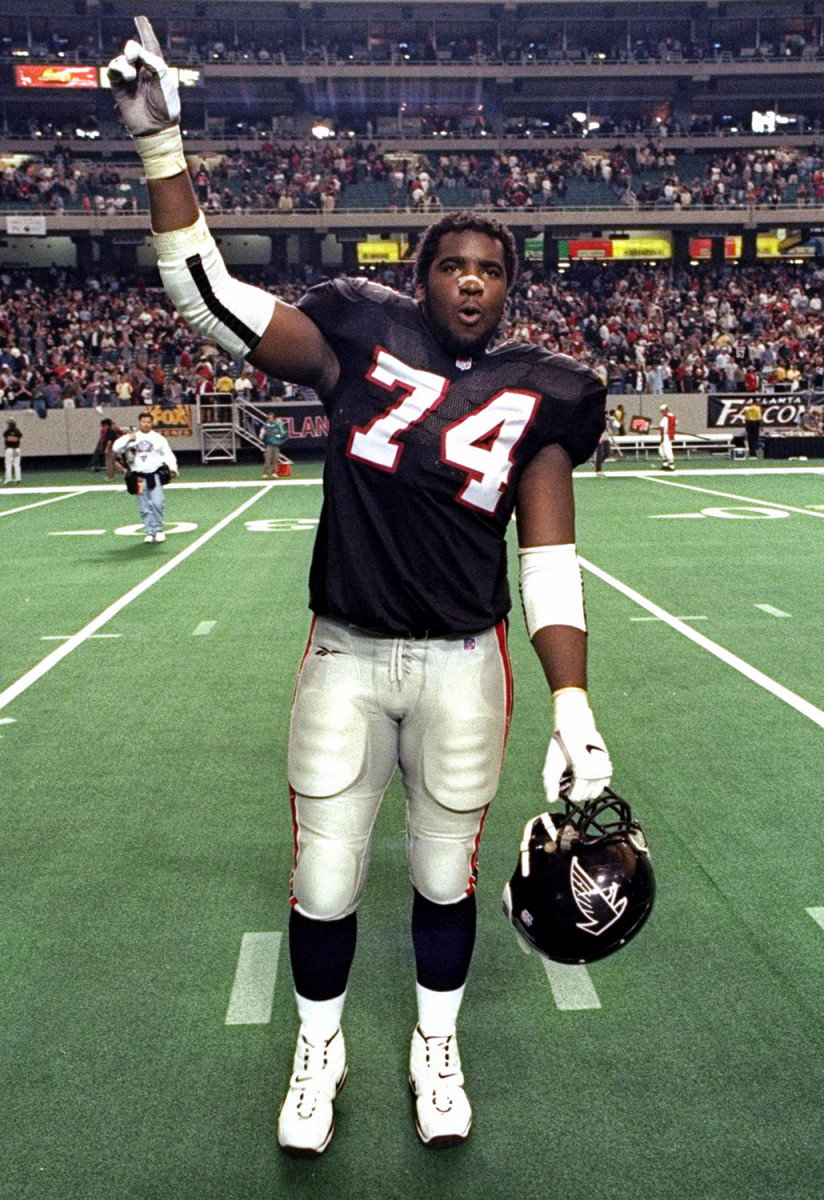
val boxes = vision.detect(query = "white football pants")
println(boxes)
[287,615,512,919]
[4,447,21,482]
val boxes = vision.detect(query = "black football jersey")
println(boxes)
[296,278,606,637]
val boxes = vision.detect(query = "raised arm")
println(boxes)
[107,17,339,396]
[515,442,612,803]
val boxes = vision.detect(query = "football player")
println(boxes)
[108,18,613,1156]
[658,402,677,471]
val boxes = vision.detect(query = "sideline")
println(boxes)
[0,486,273,715]
[579,556,824,731]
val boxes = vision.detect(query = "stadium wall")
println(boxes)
[5,406,200,460]
[7,396,720,461]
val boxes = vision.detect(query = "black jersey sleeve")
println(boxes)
[296,277,396,346]
[295,278,410,413]
[536,351,607,467]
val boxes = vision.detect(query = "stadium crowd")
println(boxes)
[4,141,824,215]
[3,20,822,69]
[1,257,823,412]
[0,150,139,214]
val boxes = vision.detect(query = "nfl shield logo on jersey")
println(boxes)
[463,637,476,650]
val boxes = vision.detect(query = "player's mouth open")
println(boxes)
[457,305,483,326]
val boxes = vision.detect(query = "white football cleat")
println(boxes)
[155,531,166,543]
[277,1026,347,1156]
[143,534,155,543]
[409,1025,472,1148]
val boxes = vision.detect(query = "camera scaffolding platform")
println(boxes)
[196,392,292,468]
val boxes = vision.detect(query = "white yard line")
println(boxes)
[630,615,707,622]
[579,556,824,730]
[755,604,792,618]
[577,465,824,481]
[640,474,824,518]
[41,634,122,641]
[225,933,282,1025]
[542,960,601,1010]
[0,491,86,517]
[0,487,271,715]
[0,480,323,495]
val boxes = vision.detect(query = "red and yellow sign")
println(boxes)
[15,64,98,88]
[558,236,672,261]
[688,236,743,260]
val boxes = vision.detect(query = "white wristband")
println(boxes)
[551,686,591,730]
[135,126,187,180]
[518,544,586,639]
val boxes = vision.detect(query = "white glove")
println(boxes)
[107,16,180,137]
[542,688,612,804]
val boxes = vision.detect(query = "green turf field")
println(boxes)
[2,457,823,1200]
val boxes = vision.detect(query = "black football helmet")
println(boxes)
[502,788,655,964]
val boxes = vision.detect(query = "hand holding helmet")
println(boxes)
[502,789,655,964]
[543,686,613,804]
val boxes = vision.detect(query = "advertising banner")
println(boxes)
[15,64,97,88]
[756,230,824,258]
[707,395,809,428]
[6,215,47,236]
[558,236,672,261]
[355,238,409,265]
[148,404,194,438]
[270,403,328,452]
[688,236,743,260]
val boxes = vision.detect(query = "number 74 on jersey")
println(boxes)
[347,349,540,515]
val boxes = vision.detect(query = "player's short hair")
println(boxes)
[413,211,518,290]
[138,411,154,422]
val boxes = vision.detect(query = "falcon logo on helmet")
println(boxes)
[502,788,655,964]
[570,856,628,937]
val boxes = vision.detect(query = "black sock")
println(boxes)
[412,890,476,992]
[289,908,357,1001]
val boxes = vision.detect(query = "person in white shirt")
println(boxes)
[658,403,676,472]
[113,411,179,543]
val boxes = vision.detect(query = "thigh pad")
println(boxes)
[288,634,367,798]
[404,629,509,812]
